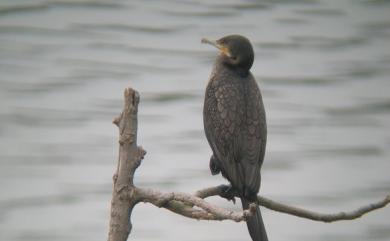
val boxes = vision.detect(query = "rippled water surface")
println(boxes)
[1,0,390,240]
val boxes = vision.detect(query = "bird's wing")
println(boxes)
[239,76,267,196]
[204,78,246,189]
[204,75,266,196]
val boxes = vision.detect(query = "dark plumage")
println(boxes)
[202,35,268,241]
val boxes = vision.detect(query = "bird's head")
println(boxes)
[202,34,254,72]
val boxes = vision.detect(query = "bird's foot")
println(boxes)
[209,155,221,175]
[219,185,237,204]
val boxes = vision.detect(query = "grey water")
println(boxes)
[0,0,390,240]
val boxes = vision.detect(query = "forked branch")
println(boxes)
[107,87,390,241]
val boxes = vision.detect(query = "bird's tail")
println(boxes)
[241,197,268,241]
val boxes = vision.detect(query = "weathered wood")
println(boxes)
[135,187,256,222]
[192,185,390,223]
[107,88,145,241]
[134,184,390,223]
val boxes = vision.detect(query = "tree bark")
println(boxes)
[107,88,145,241]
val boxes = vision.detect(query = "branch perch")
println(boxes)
[193,185,390,222]
[107,87,390,241]
[135,187,256,222]
[133,185,390,223]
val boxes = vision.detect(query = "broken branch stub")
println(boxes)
[107,88,145,241]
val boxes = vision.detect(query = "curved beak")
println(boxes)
[201,38,231,57]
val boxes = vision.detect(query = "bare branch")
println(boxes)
[107,88,145,241]
[135,184,390,224]
[257,194,390,222]
[135,187,256,222]
[193,185,390,223]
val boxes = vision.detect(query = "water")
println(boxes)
[0,0,389,240]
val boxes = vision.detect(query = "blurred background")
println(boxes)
[0,0,390,240]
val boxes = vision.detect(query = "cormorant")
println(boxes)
[202,35,268,241]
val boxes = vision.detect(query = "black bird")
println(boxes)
[202,35,268,241]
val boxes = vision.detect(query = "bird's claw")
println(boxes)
[219,185,237,204]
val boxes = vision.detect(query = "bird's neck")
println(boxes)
[214,59,250,78]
